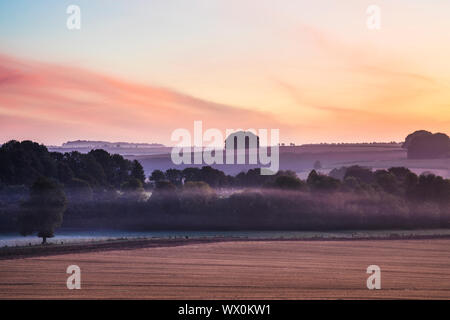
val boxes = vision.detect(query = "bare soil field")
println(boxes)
[0,239,449,299]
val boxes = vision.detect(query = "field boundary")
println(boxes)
[2,234,450,260]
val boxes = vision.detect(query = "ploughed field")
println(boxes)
[0,239,449,299]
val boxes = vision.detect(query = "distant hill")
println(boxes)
[47,140,168,156]
[61,140,165,149]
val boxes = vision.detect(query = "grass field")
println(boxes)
[0,239,449,299]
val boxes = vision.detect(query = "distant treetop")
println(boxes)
[403,130,450,159]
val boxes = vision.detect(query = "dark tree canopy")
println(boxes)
[130,160,146,184]
[406,132,450,159]
[374,170,398,194]
[307,170,340,192]
[402,130,432,149]
[344,166,375,184]
[0,140,56,185]
[0,141,139,190]
[165,169,183,186]
[274,175,307,191]
[149,169,165,182]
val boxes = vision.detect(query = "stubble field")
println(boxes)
[0,239,449,299]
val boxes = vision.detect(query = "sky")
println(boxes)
[0,0,449,146]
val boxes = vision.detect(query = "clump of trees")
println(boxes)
[150,166,232,187]
[307,170,340,192]
[0,140,56,186]
[142,164,449,230]
[0,140,145,194]
[328,165,450,204]
[149,167,305,189]
[403,130,450,159]
[1,139,450,237]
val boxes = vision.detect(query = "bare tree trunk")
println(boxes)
[42,236,47,244]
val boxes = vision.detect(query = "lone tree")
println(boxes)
[18,177,67,244]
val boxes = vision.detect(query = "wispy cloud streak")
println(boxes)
[0,54,285,145]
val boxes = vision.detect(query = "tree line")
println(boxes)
[0,140,449,243]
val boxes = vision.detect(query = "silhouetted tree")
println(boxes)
[344,166,375,184]
[273,175,307,191]
[408,173,450,204]
[18,177,67,244]
[199,166,227,187]
[55,162,75,184]
[0,140,57,185]
[110,154,133,188]
[149,170,165,182]
[374,170,398,194]
[165,169,183,186]
[402,130,432,149]
[82,155,107,187]
[131,160,146,184]
[307,170,340,192]
[181,167,201,183]
[407,132,450,159]
[236,168,277,187]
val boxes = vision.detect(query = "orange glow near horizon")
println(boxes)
[0,1,449,145]
[0,50,449,146]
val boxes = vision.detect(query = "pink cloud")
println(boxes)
[0,54,286,145]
